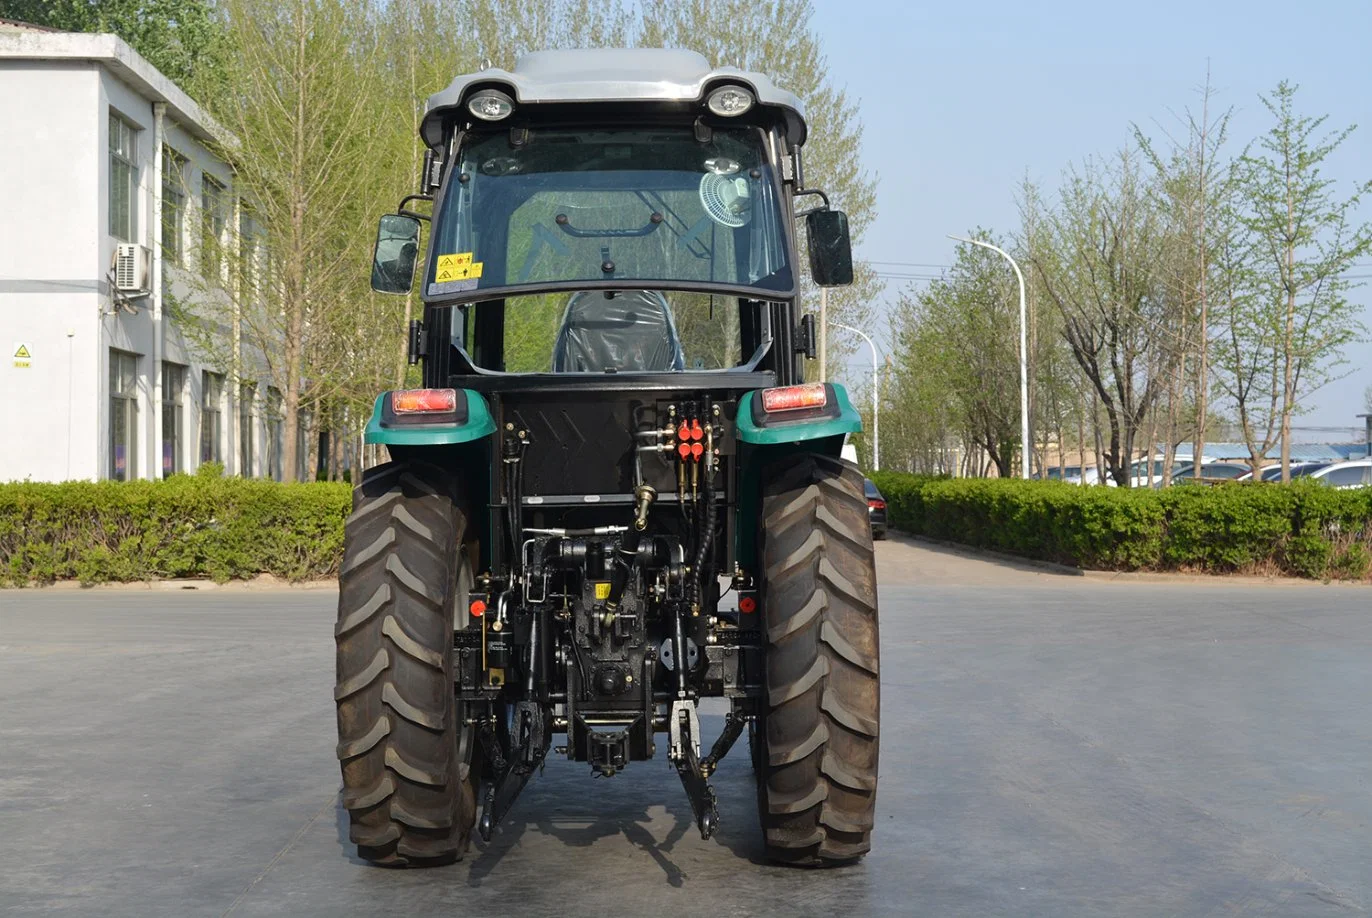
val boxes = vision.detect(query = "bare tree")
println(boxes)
[1035,151,1168,486]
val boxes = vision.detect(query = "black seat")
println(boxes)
[552,291,686,372]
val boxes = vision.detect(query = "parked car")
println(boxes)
[1309,460,1372,489]
[1154,462,1250,486]
[1126,458,1195,487]
[864,478,887,540]
[1235,462,1330,482]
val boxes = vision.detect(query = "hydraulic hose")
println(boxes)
[688,461,717,614]
[604,483,655,611]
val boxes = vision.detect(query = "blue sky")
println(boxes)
[810,0,1372,430]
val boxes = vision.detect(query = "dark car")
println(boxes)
[864,478,887,540]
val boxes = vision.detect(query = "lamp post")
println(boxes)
[948,234,1030,479]
[829,321,881,471]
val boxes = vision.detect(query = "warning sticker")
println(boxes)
[436,252,472,271]
[13,343,31,369]
[594,582,611,601]
[435,253,484,284]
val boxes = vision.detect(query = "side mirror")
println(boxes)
[806,209,853,287]
[371,213,421,294]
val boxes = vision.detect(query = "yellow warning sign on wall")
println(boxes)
[13,343,31,369]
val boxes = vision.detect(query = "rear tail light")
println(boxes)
[760,383,828,413]
[392,388,457,414]
[868,499,885,510]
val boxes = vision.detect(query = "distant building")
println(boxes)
[0,22,292,482]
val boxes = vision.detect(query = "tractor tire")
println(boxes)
[757,454,880,866]
[334,460,478,867]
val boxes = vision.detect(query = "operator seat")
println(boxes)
[552,290,686,372]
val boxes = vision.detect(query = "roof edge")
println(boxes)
[0,30,225,145]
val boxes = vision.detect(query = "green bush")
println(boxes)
[868,471,1372,581]
[0,477,352,585]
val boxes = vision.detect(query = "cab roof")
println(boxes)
[421,48,807,151]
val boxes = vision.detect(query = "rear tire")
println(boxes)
[756,454,880,866]
[334,460,478,867]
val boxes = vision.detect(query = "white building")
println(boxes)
[0,22,292,483]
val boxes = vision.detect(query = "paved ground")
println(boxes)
[2,538,1370,917]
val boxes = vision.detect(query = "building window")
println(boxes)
[201,371,224,464]
[266,386,284,481]
[109,350,139,480]
[161,362,186,476]
[239,382,256,477]
[296,407,312,482]
[109,113,138,241]
[161,146,187,266]
[238,207,268,297]
[202,175,227,280]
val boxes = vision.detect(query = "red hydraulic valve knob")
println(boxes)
[689,420,704,441]
[690,442,704,460]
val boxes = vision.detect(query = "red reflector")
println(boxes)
[393,388,457,414]
[469,599,487,618]
[868,499,886,510]
[739,596,757,614]
[760,383,828,413]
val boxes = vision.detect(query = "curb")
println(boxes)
[2,577,338,593]
[894,533,1084,577]
[890,530,1369,588]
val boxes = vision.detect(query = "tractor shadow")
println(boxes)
[461,712,769,887]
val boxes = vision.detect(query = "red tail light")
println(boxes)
[868,499,885,510]
[392,388,457,414]
[760,383,828,412]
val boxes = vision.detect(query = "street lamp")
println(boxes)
[829,321,881,471]
[948,234,1030,479]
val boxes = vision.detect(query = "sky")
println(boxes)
[808,0,1372,431]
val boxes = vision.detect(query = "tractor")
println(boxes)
[335,48,879,868]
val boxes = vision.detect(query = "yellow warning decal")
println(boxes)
[594,582,611,600]
[14,345,31,359]
[435,252,483,284]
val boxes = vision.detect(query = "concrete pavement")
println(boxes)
[1,538,1370,916]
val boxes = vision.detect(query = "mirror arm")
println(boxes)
[398,193,433,223]
[792,187,831,218]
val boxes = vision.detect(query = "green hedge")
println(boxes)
[0,469,352,585]
[869,471,1372,580]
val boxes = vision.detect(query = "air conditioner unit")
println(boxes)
[114,243,152,295]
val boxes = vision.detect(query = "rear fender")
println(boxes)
[363,389,497,446]
[733,382,863,569]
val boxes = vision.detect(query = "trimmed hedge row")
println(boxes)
[0,469,352,585]
[6,469,1369,585]
[869,472,1372,580]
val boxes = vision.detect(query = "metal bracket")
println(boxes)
[669,701,718,839]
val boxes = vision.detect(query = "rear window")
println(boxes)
[1322,466,1368,486]
[864,479,882,498]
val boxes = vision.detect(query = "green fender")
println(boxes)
[363,390,497,446]
[734,383,862,445]
[733,382,863,568]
